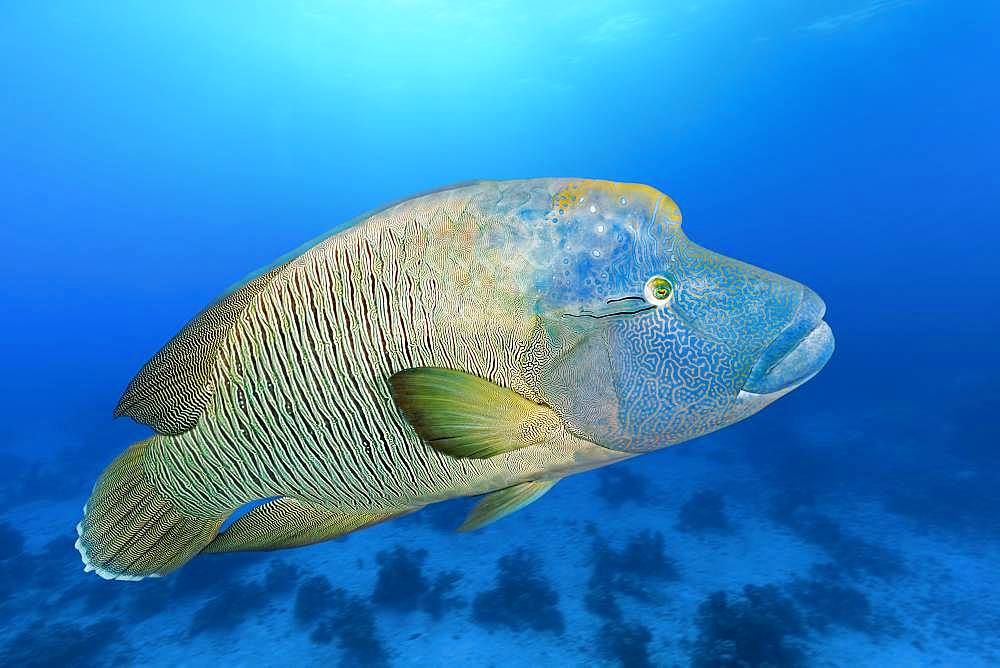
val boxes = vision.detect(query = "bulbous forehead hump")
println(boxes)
[485,179,684,304]
[549,179,682,230]
[486,178,681,232]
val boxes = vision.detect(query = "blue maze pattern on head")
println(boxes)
[492,179,809,454]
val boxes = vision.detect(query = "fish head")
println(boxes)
[529,180,833,453]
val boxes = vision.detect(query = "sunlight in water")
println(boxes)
[0,0,996,666]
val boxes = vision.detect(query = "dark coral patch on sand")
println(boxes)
[585,527,680,619]
[295,574,389,667]
[676,490,732,534]
[691,584,805,668]
[596,619,656,668]
[595,465,653,508]
[472,548,564,634]
[1,618,124,668]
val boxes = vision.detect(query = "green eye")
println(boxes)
[645,276,674,304]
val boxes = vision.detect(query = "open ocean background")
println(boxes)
[2,2,998,666]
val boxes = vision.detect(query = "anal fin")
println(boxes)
[458,480,558,532]
[203,497,409,553]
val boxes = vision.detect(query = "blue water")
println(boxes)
[2,2,998,666]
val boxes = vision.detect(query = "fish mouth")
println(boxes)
[741,288,834,395]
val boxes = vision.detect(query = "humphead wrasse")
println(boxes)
[76,179,834,580]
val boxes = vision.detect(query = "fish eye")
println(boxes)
[645,275,674,305]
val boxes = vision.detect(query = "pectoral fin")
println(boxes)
[458,480,558,532]
[388,367,562,459]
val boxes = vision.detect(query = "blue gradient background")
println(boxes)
[1,2,997,666]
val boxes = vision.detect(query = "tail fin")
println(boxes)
[75,437,222,580]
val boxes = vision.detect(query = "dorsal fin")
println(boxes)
[114,264,284,435]
[217,181,488,297]
[115,181,493,436]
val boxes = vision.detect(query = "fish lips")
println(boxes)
[741,288,834,395]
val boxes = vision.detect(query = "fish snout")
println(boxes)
[741,287,834,395]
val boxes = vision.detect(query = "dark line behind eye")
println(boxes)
[606,295,646,304]
[562,305,655,320]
